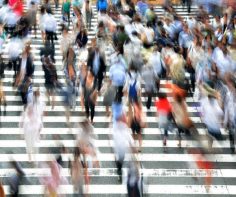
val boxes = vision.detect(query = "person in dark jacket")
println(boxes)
[14,44,34,87]
[8,160,25,197]
[76,28,88,48]
[87,44,106,92]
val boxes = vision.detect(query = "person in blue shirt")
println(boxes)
[97,0,107,13]
[137,0,149,17]
[109,59,126,102]
[178,24,193,59]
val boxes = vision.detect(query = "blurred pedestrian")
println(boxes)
[19,101,43,161]
[8,161,25,197]
[81,71,97,123]
[44,8,57,45]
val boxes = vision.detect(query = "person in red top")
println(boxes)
[155,92,172,148]
[8,0,23,17]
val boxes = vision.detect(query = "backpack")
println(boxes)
[98,0,107,11]
[129,79,138,102]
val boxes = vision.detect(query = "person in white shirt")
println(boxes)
[149,47,163,78]
[200,93,224,150]
[212,43,234,79]
[44,8,57,44]
[4,9,20,35]
[7,37,24,77]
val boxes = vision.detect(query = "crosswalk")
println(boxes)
[0,2,236,196]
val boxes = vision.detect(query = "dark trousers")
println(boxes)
[229,126,235,153]
[116,153,124,177]
[185,66,195,92]
[8,58,20,77]
[207,128,224,148]
[94,75,103,92]
[115,86,123,103]
[45,30,55,44]
[127,180,140,197]
[85,100,95,121]
[20,91,27,106]
[146,90,153,110]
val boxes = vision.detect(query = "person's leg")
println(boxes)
[50,31,54,44]
[97,76,103,92]
[13,59,18,77]
[45,31,50,43]
[207,129,215,150]
[163,128,168,146]
[190,67,195,92]
[84,101,90,119]
[67,12,70,26]
[187,0,191,13]
[46,88,51,105]
[116,153,124,181]
[117,86,123,100]
[90,101,95,123]
[229,126,235,153]
[146,91,152,110]
[177,126,183,147]
[105,105,109,116]
[65,105,69,121]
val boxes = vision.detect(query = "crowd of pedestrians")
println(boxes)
[0,0,236,196]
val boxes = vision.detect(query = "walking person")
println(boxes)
[41,159,68,197]
[200,92,224,151]
[113,115,134,182]
[26,1,37,38]
[62,0,71,26]
[19,103,43,161]
[39,6,47,43]
[141,64,157,110]
[128,103,146,152]
[102,78,116,117]
[82,0,93,30]
[87,45,106,92]
[127,155,142,197]
[81,70,97,124]
[155,92,172,148]
[8,161,25,197]
[69,146,89,195]
[42,55,58,109]
[76,27,88,49]
[14,44,34,89]
[224,76,236,153]
[44,8,57,45]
